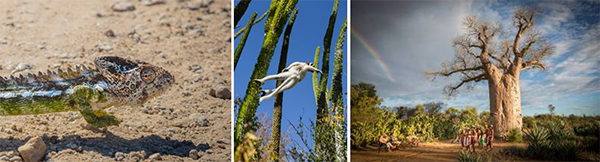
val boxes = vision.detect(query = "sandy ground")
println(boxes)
[0,0,230,161]
[351,141,530,162]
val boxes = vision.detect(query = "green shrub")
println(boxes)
[523,125,583,160]
[549,141,582,160]
[507,128,523,143]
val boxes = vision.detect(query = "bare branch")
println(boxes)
[521,60,545,70]
[445,73,486,96]
[512,8,537,57]
[454,35,481,59]
[519,32,538,56]
[426,66,483,77]
[521,42,553,71]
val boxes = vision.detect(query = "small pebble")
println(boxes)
[9,156,21,162]
[115,152,126,161]
[97,45,113,52]
[129,151,145,160]
[148,153,161,160]
[189,149,199,160]
[142,0,166,6]
[18,136,46,162]
[11,62,33,74]
[189,29,203,36]
[210,87,231,100]
[105,30,115,38]
[189,64,203,73]
[182,24,197,30]
[112,2,135,12]
[196,116,209,127]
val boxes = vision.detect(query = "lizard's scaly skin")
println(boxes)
[0,56,174,127]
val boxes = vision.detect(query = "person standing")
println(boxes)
[470,128,477,153]
[486,125,494,150]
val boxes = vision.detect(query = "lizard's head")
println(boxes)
[94,56,174,106]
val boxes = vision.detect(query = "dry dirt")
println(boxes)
[351,141,530,162]
[0,0,231,161]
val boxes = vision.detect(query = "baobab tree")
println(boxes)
[427,8,553,137]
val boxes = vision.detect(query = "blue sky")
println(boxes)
[351,0,599,116]
[234,0,348,150]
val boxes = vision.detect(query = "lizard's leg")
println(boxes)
[68,85,121,128]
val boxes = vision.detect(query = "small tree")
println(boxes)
[548,104,556,116]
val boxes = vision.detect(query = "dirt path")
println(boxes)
[0,0,230,161]
[351,141,527,162]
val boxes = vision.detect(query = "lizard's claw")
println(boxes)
[82,110,122,128]
[88,114,122,128]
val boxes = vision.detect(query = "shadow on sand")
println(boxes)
[0,130,210,157]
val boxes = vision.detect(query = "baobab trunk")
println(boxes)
[488,73,522,138]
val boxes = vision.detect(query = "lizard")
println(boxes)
[0,56,174,128]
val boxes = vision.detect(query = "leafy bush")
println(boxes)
[507,128,523,143]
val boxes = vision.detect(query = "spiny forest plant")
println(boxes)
[234,0,299,160]
[309,0,347,161]
[310,0,347,160]
[268,8,299,161]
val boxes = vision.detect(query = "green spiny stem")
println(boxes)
[314,0,339,160]
[234,12,258,70]
[331,17,347,162]
[234,0,252,27]
[316,0,338,126]
[264,0,281,33]
[235,9,270,38]
[331,17,346,112]
[269,8,298,161]
[234,0,299,147]
[312,46,321,103]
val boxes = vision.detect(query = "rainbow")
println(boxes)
[351,26,397,83]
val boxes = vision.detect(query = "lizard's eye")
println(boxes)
[140,68,156,83]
